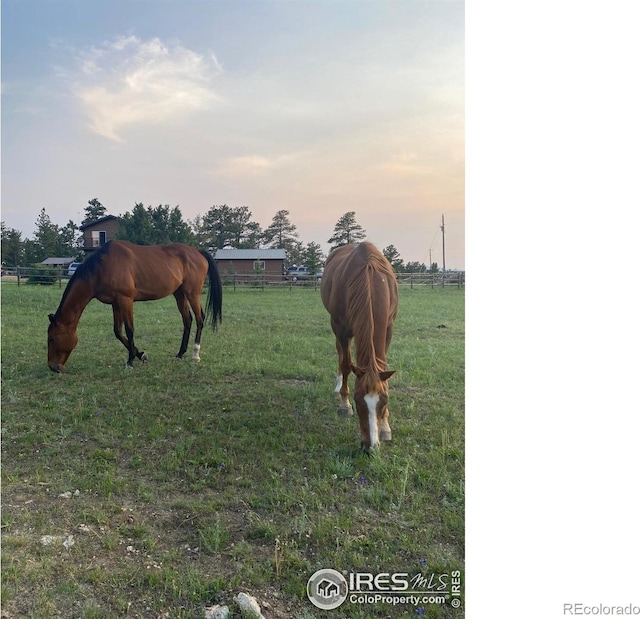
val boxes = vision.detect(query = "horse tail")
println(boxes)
[200,250,223,329]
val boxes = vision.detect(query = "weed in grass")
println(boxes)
[246,513,278,541]
[199,514,229,553]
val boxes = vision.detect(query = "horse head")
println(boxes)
[47,314,78,372]
[351,366,396,451]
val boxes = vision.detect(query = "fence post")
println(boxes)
[17,266,21,287]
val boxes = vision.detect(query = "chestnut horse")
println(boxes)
[321,242,398,450]
[47,240,222,372]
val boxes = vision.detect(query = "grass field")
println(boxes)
[1,283,464,618]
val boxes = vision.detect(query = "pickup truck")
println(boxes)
[286,266,323,281]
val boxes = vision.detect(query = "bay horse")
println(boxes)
[47,240,222,372]
[320,241,398,451]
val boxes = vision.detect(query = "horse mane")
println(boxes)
[54,242,112,317]
[74,241,112,280]
[347,246,394,391]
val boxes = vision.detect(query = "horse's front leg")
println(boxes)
[333,327,353,416]
[113,302,145,367]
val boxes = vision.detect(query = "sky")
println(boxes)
[1,0,464,267]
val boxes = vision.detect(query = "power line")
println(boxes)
[427,229,439,250]
[423,211,464,267]
[441,214,446,277]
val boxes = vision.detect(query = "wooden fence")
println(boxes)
[1,267,465,290]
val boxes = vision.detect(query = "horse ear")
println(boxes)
[379,370,396,382]
[351,364,365,377]
[48,313,57,325]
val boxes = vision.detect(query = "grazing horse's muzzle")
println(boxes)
[48,363,62,373]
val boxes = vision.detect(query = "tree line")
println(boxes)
[1,199,433,273]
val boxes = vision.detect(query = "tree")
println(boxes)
[302,242,325,275]
[82,198,107,226]
[1,223,24,266]
[22,239,41,265]
[117,203,194,245]
[199,205,262,250]
[383,245,403,272]
[285,240,305,266]
[32,208,62,262]
[117,203,155,244]
[190,215,205,247]
[59,220,81,257]
[227,207,261,248]
[327,211,366,250]
[263,210,299,250]
[30,209,78,262]
[148,204,194,244]
[405,261,428,273]
[242,221,264,249]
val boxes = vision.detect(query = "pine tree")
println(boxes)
[383,244,404,272]
[327,211,366,250]
[263,210,299,249]
[303,242,325,275]
[82,198,107,226]
[33,208,60,262]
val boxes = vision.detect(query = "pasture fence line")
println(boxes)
[1,266,68,288]
[1,267,465,290]
[395,271,465,289]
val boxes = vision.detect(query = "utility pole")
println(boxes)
[441,214,446,287]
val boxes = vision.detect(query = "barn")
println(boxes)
[214,248,286,277]
[41,257,76,269]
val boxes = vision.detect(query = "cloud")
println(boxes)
[212,153,300,177]
[69,36,221,141]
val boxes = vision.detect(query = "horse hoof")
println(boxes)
[174,355,183,361]
[140,353,148,363]
[360,442,379,455]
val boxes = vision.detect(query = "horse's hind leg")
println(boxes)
[188,293,205,362]
[173,290,193,360]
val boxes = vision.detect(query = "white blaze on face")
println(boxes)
[364,393,380,448]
